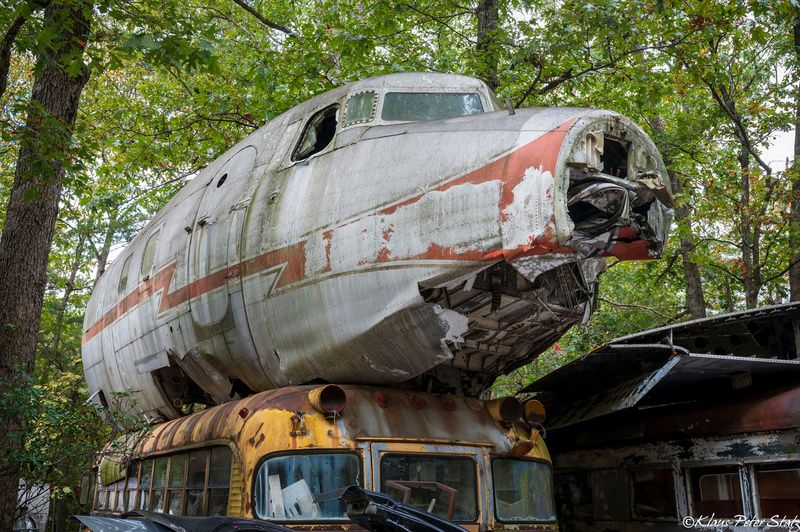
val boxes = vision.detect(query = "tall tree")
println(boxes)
[791,5,800,302]
[0,0,92,525]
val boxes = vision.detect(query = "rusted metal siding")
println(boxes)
[82,72,672,419]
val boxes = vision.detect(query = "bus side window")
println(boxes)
[132,446,232,516]
[167,454,186,514]
[138,459,153,510]
[208,447,232,515]
[755,463,800,516]
[151,457,167,512]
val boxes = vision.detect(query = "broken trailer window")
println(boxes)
[380,454,477,522]
[253,453,361,521]
[755,463,800,517]
[630,468,676,520]
[690,466,743,517]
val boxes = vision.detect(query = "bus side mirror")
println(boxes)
[79,474,92,506]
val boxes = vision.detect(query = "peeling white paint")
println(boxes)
[500,165,556,250]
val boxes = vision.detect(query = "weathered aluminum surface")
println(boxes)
[81,72,672,419]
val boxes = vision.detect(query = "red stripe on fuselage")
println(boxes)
[82,118,577,344]
[81,241,306,343]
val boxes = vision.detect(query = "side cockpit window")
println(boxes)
[292,105,339,161]
[344,91,376,126]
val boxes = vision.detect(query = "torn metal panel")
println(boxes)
[524,303,800,429]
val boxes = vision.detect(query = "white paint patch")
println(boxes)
[500,165,555,250]
[325,180,502,271]
[304,231,329,275]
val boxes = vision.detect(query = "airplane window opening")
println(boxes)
[141,230,160,276]
[292,106,339,161]
[381,92,484,122]
[602,138,628,178]
[117,255,132,295]
[216,173,228,188]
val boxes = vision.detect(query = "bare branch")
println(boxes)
[597,297,674,320]
[231,0,295,37]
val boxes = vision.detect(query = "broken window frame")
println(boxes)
[291,105,340,162]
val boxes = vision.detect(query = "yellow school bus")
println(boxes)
[92,385,557,531]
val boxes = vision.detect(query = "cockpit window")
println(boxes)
[292,105,339,161]
[381,92,484,122]
[344,91,376,126]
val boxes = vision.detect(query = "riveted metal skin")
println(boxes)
[96,385,558,532]
[81,72,672,419]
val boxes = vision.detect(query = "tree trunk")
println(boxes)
[0,1,92,528]
[790,7,800,301]
[476,0,499,91]
[666,166,707,318]
[648,116,707,318]
[738,146,759,308]
[679,222,707,319]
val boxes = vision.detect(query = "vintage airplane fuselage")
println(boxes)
[81,73,673,420]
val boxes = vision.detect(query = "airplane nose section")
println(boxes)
[496,109,674,270]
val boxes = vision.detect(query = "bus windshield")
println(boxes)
[381,92,484,122]
[380,454,477,521]
[253,453,361,521]
[492,459,556,522]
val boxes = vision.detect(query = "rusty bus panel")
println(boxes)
[91,385,559,531]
